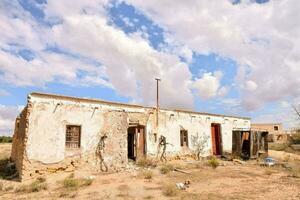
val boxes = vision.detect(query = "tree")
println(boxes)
[191,133,209,160]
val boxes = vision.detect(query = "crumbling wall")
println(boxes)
[16,94,146,180]
[98,111,128,170]
[10,103,32,181]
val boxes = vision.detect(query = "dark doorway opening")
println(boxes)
[211,123,222,155]
[127,126,146,161]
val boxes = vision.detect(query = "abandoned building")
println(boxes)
[11,92,267,181]
[251,123,288,143]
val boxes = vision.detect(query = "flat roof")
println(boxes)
[29,92,251,120]
[252,123,282,126]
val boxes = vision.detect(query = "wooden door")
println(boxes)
[136,126,145,159]
[211,124,221,155]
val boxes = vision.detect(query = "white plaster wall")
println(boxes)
[26,95,147,164]
[146,110,251,156]
[25,94,250,164]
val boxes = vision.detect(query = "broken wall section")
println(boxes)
[11,104,31,180]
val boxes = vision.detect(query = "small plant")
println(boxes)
[162,184,178,197]
[160,164,174,174]
[62,176,93,190]
[207,157,219,169]
[15,179,47,193]
[81,178,93,186]
[136,158,156,168]
[290,168,300,178]
[142,170,153,180]
[27,181,48,192]
[0,182,3,191]
[4,185,13,191]
[63,178,79,189]
[37,176,46,183]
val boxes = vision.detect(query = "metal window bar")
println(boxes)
[66,125,81,149]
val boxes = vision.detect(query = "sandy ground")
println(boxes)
[1,144,300,200]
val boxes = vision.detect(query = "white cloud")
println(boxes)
[193,71,228,100]
[0,105,23,136]
[0,89,10,97]
[0,0,200,110]
[46,4,194,108]
[124,0,300,110]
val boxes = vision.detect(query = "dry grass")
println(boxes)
[162,183,178,197]
[136,158,157,168]
[290,168,300,178]
[62,176,93,190]
[160,163,174,174]
[141,170,153,180]
[264,169,275,176]
[15,178,48,193]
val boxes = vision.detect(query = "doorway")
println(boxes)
[127,126,146,161]
[211,123,222,155]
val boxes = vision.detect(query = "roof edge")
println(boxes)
[29,92,251,120]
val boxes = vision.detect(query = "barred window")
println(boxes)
[180,130,189,147]
[65,125,81,149]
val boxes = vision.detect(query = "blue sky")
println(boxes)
[0,0,299,135]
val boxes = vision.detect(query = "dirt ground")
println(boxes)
[1,144,300,200]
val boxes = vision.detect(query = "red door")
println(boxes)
[211,124,221,155]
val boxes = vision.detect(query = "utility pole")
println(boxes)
[155,78,161,128]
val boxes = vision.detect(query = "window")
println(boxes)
[65,125,81,149]
[274,126,279,131]
[180,130,189,147]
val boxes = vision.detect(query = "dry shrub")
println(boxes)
[142,170,153,180]
[4,185,13,191]
[207,157,219,169]
[269,143,289,151]
[15,178,47,193]
[63,176,93,190]
[160,164,174,174]
[136,158,157,168]
[264,169,275,176]
[162,184,178,197]
[290,168,300,178]
[117,184,130,198]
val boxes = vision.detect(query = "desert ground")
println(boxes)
[0,143,300,200]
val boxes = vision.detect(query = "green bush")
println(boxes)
[0,158,17,179]
[291,133,300,144]
[0,136,12,143]
[207,157,219,169]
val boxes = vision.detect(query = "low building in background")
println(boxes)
[251,123,289,143]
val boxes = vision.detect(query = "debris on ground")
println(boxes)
[174,168,191,174]
[176,180,191,190]
[260,157,276,167]
[233,159,245,165]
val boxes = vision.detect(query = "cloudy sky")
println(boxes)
[0,0,300,136]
